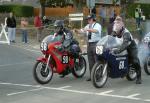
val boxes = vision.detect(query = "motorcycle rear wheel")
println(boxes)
[33,61,53,84]
[144,56,150,75]
[91,62,108,88]
[72,55,86,78]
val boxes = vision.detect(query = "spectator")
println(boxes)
[99,5,106,27]
[6,12,16,43]
[75,14,102,81]
[91,6,96,16]
[135,5,142,29]
[21,17,28,43]
[34,15,43,42]
[42,16,50,28]
[109,8,117,23]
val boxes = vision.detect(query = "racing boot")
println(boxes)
[136,71,142,84]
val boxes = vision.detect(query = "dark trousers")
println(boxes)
[22,30,28,43]
[87,42,97,76]
[128,49,141,79]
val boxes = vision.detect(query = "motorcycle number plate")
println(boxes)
[62,55,69,64]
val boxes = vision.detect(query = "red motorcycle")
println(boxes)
[33,33,87,84]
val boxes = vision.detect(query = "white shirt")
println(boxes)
[84,22,102,43]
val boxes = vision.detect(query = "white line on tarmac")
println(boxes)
[58,86,72,89]
[0,61,32,67]
[145,100,150,102]
[42,86,149,102]
[0,82,41,88]
[97,90,114,95]
[7,87,44,96]
[127,93,141,98]
[0,82,150,102]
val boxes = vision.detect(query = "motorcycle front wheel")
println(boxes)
[72,55,86,78]
[33,61,53,84]
[91,62,108,88]
[144,56,150,75]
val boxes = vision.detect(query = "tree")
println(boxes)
[39,0,46,17]
[113,0,136,19]
[72,0,86,12]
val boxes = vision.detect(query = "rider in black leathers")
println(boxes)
[112,16,142,84]
[54,20,80,53]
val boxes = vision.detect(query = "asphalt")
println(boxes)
[0,40,150,103]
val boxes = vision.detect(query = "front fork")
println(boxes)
[45,55,51,72]
[102,63,108,76]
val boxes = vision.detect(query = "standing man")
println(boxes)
[91,6,96,16]
[99,5,106,27]
[135,5,142,29]
[6,12,16,43]
[75,14,102,81]
[34,15,43,42]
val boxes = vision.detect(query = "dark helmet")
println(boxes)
[54,20,64,34]
[54,20,64,28]
[86,14,96,21]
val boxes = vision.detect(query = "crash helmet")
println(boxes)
[54,20,64,34]
[86,13,96,21]
[113,16,125,37]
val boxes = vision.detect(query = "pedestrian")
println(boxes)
[75,14,102,81]
[107,8,117,35]
[34,15,43,42]
[21,17,28,43]
[135,5,142,29]
[91,6,96,16]
[42,16,49,28]
[6,12,16,43]
[99,5,106,27]
[109,8,117,24]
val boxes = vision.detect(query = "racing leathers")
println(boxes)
[112,28,142,84]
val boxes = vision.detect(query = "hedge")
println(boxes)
[126,3,150,19]
[0,4,34,17]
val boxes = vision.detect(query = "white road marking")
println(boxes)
[0,61,32,67]
[58,86,72,89]
[97,90,114,95]
[99,93,141,100]
[145,100,150,102]
[7,87,44,96]
[127,93,141,98]
[0,82,41,88]
[0,82,150,102]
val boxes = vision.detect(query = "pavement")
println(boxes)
[0,36,150,103]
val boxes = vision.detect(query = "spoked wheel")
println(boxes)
[91,62,108,88]
[144,56,150,75]
[72,55,86,78]
[33,61,53,84]
[126,66,137,81]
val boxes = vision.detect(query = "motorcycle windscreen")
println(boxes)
[108,54,129,78]
[97,35,123,48]
[42,35,63,44]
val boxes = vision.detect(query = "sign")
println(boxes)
[86,0,95,8]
